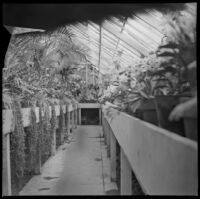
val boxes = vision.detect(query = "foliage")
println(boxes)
[156,3,196,94]
[50,104,57,139]
[26,106,39,173]
[42,102,52,158]
[10,96,26,184]
[59,102,65,143]
[79,84,100,103]
[3,25,90,109]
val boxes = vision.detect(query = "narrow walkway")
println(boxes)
[20,126,117,195]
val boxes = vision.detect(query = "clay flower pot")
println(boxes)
[154,95,185,136]
[138,98,158,125]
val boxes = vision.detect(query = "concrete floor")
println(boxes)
[20,125,118,195]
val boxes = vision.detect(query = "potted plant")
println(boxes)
[153,4,196,136]
[169,61,197,141]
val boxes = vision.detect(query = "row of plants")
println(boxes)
[4,26,82,195]
[101,4,197,141]
[10,96,69,195]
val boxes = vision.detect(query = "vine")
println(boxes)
[10,96,26,187]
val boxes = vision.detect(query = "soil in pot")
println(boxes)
[138,99,158,125]
[154,95,185,136]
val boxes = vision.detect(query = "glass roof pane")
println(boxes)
[105,20,122,32]
[126,19,160,45]
[89,21,100,31]
[102,38,117,50]
[145,9,163,21]
[102,34,118,46]
[102,26,118,42]
[131,14,164,38]
[110,16,124,28]
[117,40,141,58]
[71,25,89,38]
[122,27,154,52]
[124,23,158,49]
[103,20,148,56]
[101,46,113,57]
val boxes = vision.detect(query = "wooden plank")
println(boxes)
[67,111,71,134]
[78,108,81,125]
[67,104,73,112]
[3,110,15,134]
[3,104,71,134]
[120,147,132,195]
[2,133,11,196]
[79,103,100,109]
[55,105,60,116]
[99,108,102,125]
[71,111,75,129]
[102,108,198,195]
[110,130,117,182]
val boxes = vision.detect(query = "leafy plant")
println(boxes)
[10,96,26,187]
[26,106,39,174]
[156,3,196,94]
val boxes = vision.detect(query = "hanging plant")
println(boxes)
[10,96,26,185]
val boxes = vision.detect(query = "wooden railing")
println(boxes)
[2,102,79,196]
[102,106,198,195]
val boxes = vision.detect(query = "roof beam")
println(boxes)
[98,24,102,74]
[102,20,146,57]
[112,17,127,60]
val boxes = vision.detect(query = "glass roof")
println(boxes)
[10,7,176,75]
[68,8,165,74]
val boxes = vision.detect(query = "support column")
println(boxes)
[99,108,102,125]
[35,142,41,175]
[3,133,11,196]
[67,110,71,135]
[120,148,132,195]
[74,109,76,128]
[107,125,110,158]
[72,111,75,130]
[110,130,117,182]
[76,109,78,125]
[78,108,81,125]
[51,128,56,156]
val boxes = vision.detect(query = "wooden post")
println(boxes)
[34,142,42,175]
[107,125,111,158]
[110,130,117,182]
[72,111,75,130]
[67,110,71,135]
[76,108,78,125]
[120,148,132,195]
[3,133,11,196]
[99,108,102,125]
[51,128,56,156]
[74,109,77,128]
[78,108,81,125]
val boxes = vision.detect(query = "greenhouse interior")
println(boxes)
[3,3,197,196]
